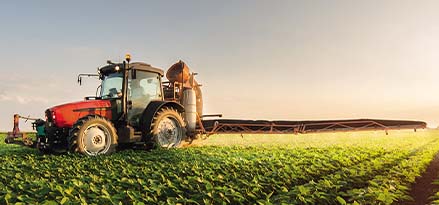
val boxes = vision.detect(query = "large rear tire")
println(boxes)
[149,107,186,148]
[68,116,118,156]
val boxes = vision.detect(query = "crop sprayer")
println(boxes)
[5,54,427,156]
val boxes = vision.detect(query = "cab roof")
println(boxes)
[99,62,164,76]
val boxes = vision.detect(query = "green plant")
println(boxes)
[0,131,438,204]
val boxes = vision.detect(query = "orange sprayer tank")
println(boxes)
[166,60,191,84]
[166,60,203,116]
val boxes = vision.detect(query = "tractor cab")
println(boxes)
[98,62,164,127]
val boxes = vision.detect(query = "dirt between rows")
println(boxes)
[400,152,439,205]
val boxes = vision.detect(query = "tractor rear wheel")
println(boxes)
[68,116,117,156]
[149,107,186,148]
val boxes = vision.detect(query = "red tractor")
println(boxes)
[36,54,203,156]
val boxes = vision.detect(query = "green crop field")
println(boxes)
[1,130,439,204]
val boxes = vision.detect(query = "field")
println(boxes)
[1,130,439,204]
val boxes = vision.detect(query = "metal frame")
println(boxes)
[203,120,426,135]
[301,120,389,133]
[162,81,182,101]
[207,122,300,134]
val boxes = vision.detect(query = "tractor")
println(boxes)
[36,54,203,156]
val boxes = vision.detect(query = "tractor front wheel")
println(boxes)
[4,137,11,144]
[68,116,118,156]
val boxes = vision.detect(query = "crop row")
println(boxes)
[0,147,384,204]
[430,155,439,204]
[280,137,439,204]
[1,131,439,204]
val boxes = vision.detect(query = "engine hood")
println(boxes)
[47,100,112,128]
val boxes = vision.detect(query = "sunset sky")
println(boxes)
[1,1,439,131]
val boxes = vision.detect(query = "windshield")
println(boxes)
[101,73,123,99]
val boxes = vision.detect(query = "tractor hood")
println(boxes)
[47,100,113,128]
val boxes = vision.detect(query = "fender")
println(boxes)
[140,101,184,140]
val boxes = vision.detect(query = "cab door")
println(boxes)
[127,70,162,127]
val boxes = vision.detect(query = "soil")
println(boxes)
[400,152,439,205]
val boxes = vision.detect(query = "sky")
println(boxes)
[1,1,439,131]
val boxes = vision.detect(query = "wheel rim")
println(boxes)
[157,116,182,148]
[82,124,111,155]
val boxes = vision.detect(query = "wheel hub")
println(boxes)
[92,135,102,145]
[157,117,180,147]
[82,125,110,155]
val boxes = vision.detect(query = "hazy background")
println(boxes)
[1,1,439,131]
